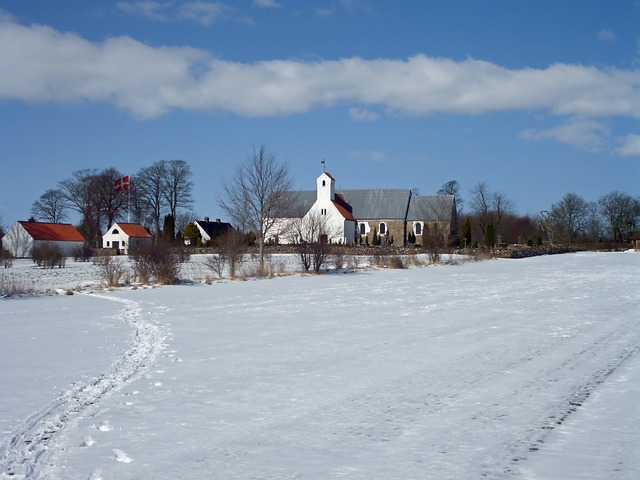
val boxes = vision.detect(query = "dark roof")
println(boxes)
[338,189,412,220]
[282,189,454,222]
[194,219,234,238]
[407,195,456,221]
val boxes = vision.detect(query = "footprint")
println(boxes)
[81,435,95,447]
[113,448,133,463]
[98,421,112,432]
[88,469,103,480]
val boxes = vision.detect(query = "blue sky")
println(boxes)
[1,0,638,226]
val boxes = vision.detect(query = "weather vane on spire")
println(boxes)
[321,159,326,172]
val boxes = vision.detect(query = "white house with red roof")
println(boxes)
[2,221,85,258]
[102,223,153,254]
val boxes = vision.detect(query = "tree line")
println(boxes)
[11,146,640,256]
[29,160,193,247]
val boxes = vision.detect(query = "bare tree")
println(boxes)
[31,189,68,223]
[418,196,455,262]
[549,193,589,243]
[598,191,640,241]
[437,180,463,215]
[136,160,168,241]
[469,182,514,246]
[220,146,293,274]
[59,169,102,247]
[162,159,193,240]
[292,210,336,273]
[96,167,127,229]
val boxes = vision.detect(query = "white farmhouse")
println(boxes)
[102,223,153,254]
[2,221,85,258]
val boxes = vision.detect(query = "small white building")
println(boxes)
[305,172,356,244]
[102,223,153,254]
[270,172,356,245]
[2,221,85,258]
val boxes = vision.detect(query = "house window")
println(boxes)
[359,223,366,235]
[379,222,386,235]
[112,229,119,234]
[321,208,327,215]
[106,241,110,247]
[415,222,422,235]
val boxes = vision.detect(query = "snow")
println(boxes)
[0,251,638,479]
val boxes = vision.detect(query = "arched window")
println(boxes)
[415,222,422,235]
[322,180,326,187]
[360,223,366,235]
[112,229,119,234]
[379,222,386,235]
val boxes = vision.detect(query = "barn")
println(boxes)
[2,221,85,258]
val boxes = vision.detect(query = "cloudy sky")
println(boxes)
[1,0,638,225]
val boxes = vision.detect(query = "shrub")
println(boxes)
[32,243,66,269]
[73,245,95,262]
[94,255,128,288]
[130,244,182,285]
[0,248,12,269]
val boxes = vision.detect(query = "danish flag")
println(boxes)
[114,175,131,192]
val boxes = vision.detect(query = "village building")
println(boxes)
[2,221,85,258]
[102,223,153,254]
[270,172,457,246]
[187,217,235,246]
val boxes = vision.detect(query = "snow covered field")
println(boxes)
[0,252,638,479]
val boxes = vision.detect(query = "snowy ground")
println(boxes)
[0,251,638,479]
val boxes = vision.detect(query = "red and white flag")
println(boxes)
[114,175,131,192]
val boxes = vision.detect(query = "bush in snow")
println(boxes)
[130,244,182,285]
[32,243,66,269]
[0,248,12,269]
[94,255,128,288]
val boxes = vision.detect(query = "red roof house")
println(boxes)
[102,222,153,254]
[2,221,86,258]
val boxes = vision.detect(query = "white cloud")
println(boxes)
[597,29,616,42]
[520,118,611,152]
[349,107,379,121]
[253,0,281,8]
[178,2,232,26]
[116,1,170,21]
[0,17,639,122]
[616,134,640,157]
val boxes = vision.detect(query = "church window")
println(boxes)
[379,222,386,235]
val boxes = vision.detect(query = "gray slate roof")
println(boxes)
[407,195,455,221]
[283,190,454,222]
[338,189,412,220]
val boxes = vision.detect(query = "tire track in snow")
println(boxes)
[0,294,165,479]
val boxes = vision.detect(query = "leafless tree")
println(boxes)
[136,160,168,241]
[220,146,293,274]
[31,189,68,223]
[292,210,336,273]
[469,182,514,246]
[162,159,193,239]
[598,191,640,241]
[59,169,102,247]
[418,196,454,262]
[96,167,127,229]
[437,180,463,215]
[549,193,589,243]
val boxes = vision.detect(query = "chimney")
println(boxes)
[204,216,210,223]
